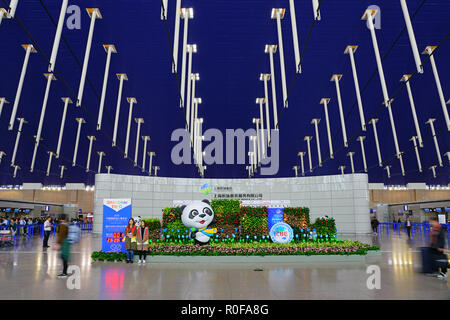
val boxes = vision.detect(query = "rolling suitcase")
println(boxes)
[420,247,435,274]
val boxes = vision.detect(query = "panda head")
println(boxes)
[181,200,214,230]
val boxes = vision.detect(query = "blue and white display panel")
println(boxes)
[102,199,132,253]
[268,208,284,231]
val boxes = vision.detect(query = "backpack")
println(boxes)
[68,224,81,244]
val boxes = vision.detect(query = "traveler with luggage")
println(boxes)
[429,218,448,279]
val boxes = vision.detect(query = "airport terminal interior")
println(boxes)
[0,0,449,302]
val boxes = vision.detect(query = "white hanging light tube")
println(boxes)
[72,118,85,166]
[369,118,383,167]
[148,152,155,176]
[344,46,366,131]
[253,119,261,165]
[256,98,266,158]
[357,136,368,173]
[400,0,423,74]
[312,0,321,21]
[426,118,443,167]
[142,136,150,172]
[172,0,182,73]
[293,166,299,178]
[8,0,19,18]
[30,73,57,173]
[331,74,348,148]
[13,165,20,178]
[97,152,105,174]
[289,0,301,73]
[85,136,96,172]
[260,74,272,145]
[179,8,193,107]
[59,165,66,179]
[134,118,145,167]
[11,118,26,167]
[298,152,306,176]
[265,45,279,131]
[56,97,72,159]
[0,151,5,164]
[320,98,333,159]
[76,8,102,107]
[185,44,197,130]
[46,151,54,176]
[409,136,422,172]
[0,98,9,117]
[271,9,288,107]
[190,73,199,136]
[385,165,391,179]
[304,136,313,172]
[9,44,36,131]
[97,45,117,131]
[339,166,345,175]
[311,119,322,166]
[401,74,423,147]
[422,46,450,131]
[106,166,113,174]
[429,165,437,179]
[347,152,355,174]
[124,97,136,158]
[48,0,69,72]
[112,73,128,147]
[154,166,160,177]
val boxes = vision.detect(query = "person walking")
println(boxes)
[429,218,448,279]
[136,220,150,264]
[405,216,412,239]
[124,218,137,263]
[56,220,71,278]
[43,217,52,248]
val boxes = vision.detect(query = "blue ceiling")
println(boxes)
[0,0,448,186]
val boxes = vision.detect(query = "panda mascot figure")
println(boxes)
[181,200,217,245]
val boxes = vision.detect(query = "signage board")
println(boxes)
[269,222,294,244]
[102,199,132,253]
[268,208,284,231]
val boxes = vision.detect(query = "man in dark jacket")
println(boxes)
[429,218,448,279]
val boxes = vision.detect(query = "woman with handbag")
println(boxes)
[124,218,137,263]
[136,220,150,264]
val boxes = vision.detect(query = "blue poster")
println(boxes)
[268,208,284,231]
[102,199,132,253]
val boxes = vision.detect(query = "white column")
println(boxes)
[265,46,279,131]
[363,9,402,159]
[124,97,136,157]
[320,98,334,159]
[260,74,272,144]
[172,0,182,73]
[257,98,266,158]
[97,152,105,174]
[134,118,144,166]
[112,73,128,147]
[106,166,113,174]
[0,98,10,118]
[293,166,299,177]
[179,8,193,107]
[304,136,313,172]
[401,74,423,147]
[357,136,367,173]
[59,165,66,179]
[339,166,345,175]
[185,44,197,130]
[56,98,72,158]
[272,9,288,108]
[345,46,366,131]
[48,0,69,72]
[142,136,150,172]
[370,118,383,167]
[426,118,443,167]
[347,152,355,174]
[312,0,321,21]
[98,45,117,130]
[72,118,85,166]
[331,74,348,148]
[298,152,306,176]
[148,152,155,176]
[76,8,102,107]
[429,165,437,179]
[9,44,36,131]
[289,0,301,73]
[385,166,391,179]
[85,136,96,172]
[46,152,54,177]
[410,136,422,172]
[400,0,423,74]
[311,119,322,166]
[31,73,57,173]
[422,46,450,131]
[11,118,26,167]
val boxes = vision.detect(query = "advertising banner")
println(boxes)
[268,208,284,231]
[102,199,132,253]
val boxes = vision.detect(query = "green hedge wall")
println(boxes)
[211,199,241,226]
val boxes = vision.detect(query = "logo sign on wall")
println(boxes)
[269,222,294,244]
[102,199,132,253]
[201,183,211,195]
[268,208,284,231]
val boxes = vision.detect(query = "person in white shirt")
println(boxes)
[405,216,412,239]
[43,217,52,248]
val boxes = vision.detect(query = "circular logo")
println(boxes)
[269,222,294,244]
[110,244,122,252]
[200,183,211,195]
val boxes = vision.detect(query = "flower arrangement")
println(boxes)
[162,207,182,226]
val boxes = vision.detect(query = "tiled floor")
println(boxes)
[0,228,448,300]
